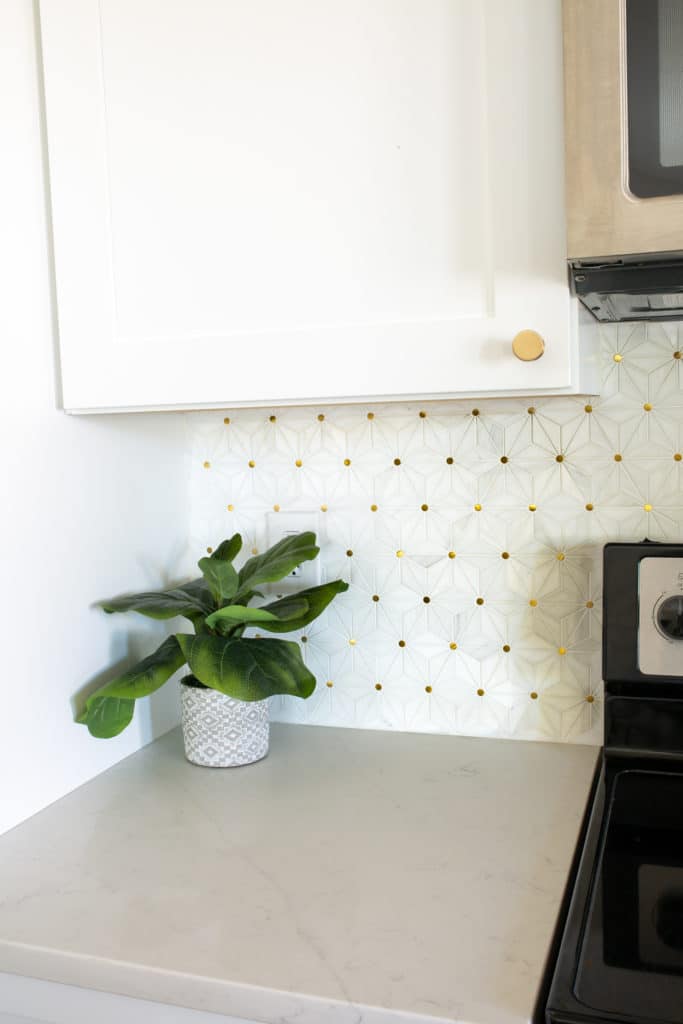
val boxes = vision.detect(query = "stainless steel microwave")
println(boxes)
[564,0,683,321]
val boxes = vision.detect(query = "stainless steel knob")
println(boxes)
[512,329,545,362]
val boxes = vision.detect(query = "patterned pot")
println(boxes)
[180,677,269,768]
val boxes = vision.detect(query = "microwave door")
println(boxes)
[627,0,683,199]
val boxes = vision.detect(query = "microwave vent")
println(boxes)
[570,255,683,322]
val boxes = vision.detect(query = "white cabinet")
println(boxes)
[39,0,591,413]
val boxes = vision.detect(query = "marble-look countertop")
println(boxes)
[0,724,598,1024]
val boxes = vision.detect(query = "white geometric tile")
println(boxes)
[189,322,683,745]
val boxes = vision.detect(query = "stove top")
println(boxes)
[544,542,683,1024]
[577,766,683,1018]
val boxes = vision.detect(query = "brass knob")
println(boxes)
[512,329,545,362]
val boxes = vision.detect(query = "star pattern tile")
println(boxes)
[189,323,683,746]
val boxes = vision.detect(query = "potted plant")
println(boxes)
[77,532,348,766]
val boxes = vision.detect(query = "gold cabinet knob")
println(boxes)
[512,329,545,362]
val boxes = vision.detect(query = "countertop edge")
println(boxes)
[0,940,470,1024]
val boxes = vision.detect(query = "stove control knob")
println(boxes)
[655,594,683,640]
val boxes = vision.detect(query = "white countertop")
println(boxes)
[0,725,598,1024]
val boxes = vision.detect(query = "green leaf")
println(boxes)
[198,557,238,604]
[256,580,349,633]
[77,696,135,739]
[78,636,186,738]
[211,534,243,563]
[177,578,214,613]
[205,604,282,628]
[100,586,211,621]
[176,635,316,701]
[235,532,319,598]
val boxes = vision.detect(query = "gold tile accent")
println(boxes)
[223,416,230,424]
[269,415,277,422]
[675,453,683,461]
[367,412,375,420]
[501,551,510,559]
[372,594,380,602]
[477,688,485,696]
[474,503,482,512]
[558,646,567,655]
[613,353,623,362]
[476,597,484,605]
[326,680,334,688]
[584,404,593,413]
[529,598,538,607]
[586,694,595,703]
[375,682,382,691]
[586,600,594,608]
[421,503,429,511]
[248,459,255,468]
[295,459,303,467]
[613,453,622,462]
[396,549,404,558]
[343,458,351,466]
[203,460,211,469]
[425,684,432,693]
[503,644,510,653]
[398,639,406,647]
[528,504,537,512]
[227,503,234,511]
[675,351,682,360]
[643,403,652,412]
[206,546,213,554]
[446,456,454,465]
[527,406,536,415]
[320,504,328,512]
[556,552,565,561]
[449,642,458,650]
[585,503,594,511]
[419,410,427,418]
[500,455,509,464]
[346,549,353,557]
[370,503,378,511]
[530,691,538,700]
[301,635,308,643]
[448,550,456,559]
[422,596,431,604]
[273,504,280,512]
[555,454,564,463]
[317,413,325,421]
[251,546,258,555]
[393,457,401,466]
[349,638,357,646]
[644,503,653,512]
[472,408,480,416]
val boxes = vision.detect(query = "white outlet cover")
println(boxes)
[266,511,321,596]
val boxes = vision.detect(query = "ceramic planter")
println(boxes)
[180,677,269,767]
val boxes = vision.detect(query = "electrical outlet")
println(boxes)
[266,511,321,596]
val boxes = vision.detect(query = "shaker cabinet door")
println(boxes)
[39,0,586,412]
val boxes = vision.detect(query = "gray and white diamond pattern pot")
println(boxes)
[180,679,269,767]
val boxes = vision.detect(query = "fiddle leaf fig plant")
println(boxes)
[78,532,348,740]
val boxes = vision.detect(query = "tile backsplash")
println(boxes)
[189,323,683,745]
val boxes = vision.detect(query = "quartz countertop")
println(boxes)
[0,724,598,1024]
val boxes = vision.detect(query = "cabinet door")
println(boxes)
[40,0,583,413]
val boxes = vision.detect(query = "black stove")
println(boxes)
[543,541,683,1024]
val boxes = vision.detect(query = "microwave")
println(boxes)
[564,0,683,322]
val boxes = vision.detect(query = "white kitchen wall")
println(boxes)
[0,0,190,836]
[189,323,683,747]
